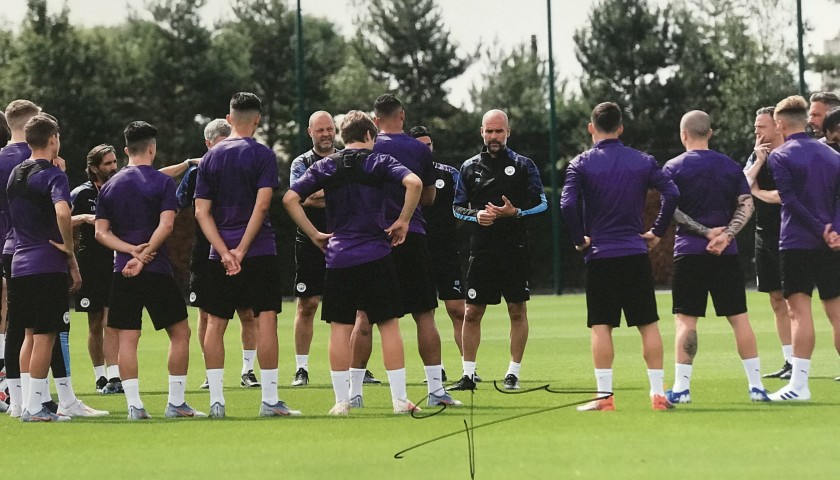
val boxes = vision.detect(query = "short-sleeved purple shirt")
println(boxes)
[290,149,411,269]
[374,133,434,235]
[7,159,71,276]
[96,165,178,275]
[663,150,749,256]
[0,142,32,255]
[194,137,280,259]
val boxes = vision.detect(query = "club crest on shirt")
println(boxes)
[296,282,307,293]
[80,297,90,308]
[435,179,445,189]
[504,166,515,176]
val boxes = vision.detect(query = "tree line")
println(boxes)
[0,0,805,292]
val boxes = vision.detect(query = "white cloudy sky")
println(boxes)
[2,0,838,106]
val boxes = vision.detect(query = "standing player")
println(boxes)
[283,110,421,415]
[176,119,260,390]
[408,125,472,383]
[450,109,547,392]
[743,107,791,379]
[94,121,200,419]
[195,92,299,418]
[350,94,457,407]
[289,111,336,387]
[8,113,101,421]
[560,102,678,411]
[662,110,768,403]
[766,96,840,401]
[71,144,120,393]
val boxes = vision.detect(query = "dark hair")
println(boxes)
[408,125,431,139]
[591,102,622,133]
[24,113,59,149]
[810,92,840,108]
[5,99,41,131]
[755,106,775,117]
[824,107,840,134]
[0,112,10,145]
[86,144,116,181]
[340,110,378,144]
[373,93,403,119]
[124,121,158,155]
[230,92,262,113]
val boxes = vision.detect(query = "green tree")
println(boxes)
[352,0,474,123]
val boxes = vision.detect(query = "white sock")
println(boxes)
[506,361,521,378]
[207,368,225,406]
[330,370,350,403]
[781,345,793,363]
[21,373,30,405]
[27,377,48,414]
[672,363,693,392]
[741,357,763,390]
[8,378,22,409]
[260,369,279,405]
[0,333,5,358]
[122,378,143,409]
[93,365,106,380]
[647,369,665,396]
[296,354,309,371]
[425,365,444,396]
[594,368,612,394]
[462,360,476,378]
[106,364,120,380]
[168,375,186,406]
[242,350,256,375]
[386,368,407,401]
[349,368,366,399]
[790,357,810,390]
[54,376,77,408]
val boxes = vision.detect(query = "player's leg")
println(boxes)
[237,307,259,387]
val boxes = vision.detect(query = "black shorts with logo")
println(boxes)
[672,254,747,318]
[108,271,187,331]
[9,273,71,334]
[202,255,283,319]
[293,239,326,298]
[585,254,658,328]
[321,255,403,325]
[465,244,530,305]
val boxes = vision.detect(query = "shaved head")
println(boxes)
[680,110,712,139]
[482,109,509,128]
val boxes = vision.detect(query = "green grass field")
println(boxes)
[3,291,840,479]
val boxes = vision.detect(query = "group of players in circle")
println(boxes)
[1,89,838,421]
[0,92,547,421]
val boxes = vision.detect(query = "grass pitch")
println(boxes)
[3,291,840,479]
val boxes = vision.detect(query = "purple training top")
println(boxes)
[290,149,412,269]
[769,132,840,250]
[663,149,749,256]
[560,139,679,262]
[374,132,434,235]
[194,137,280,259]
[96,165,178,275]
[7,159,71,276]
[0,142,31,255]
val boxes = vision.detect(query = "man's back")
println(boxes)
[97,165,177,275]
[770,132,840,250]
[375,132,434,234]
[664,150,748,256]
[195,137,279,258]
[7,159,69,276]
[562,139,677,261]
